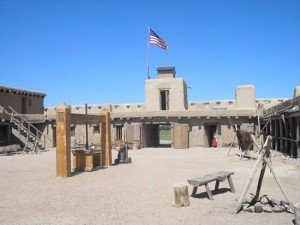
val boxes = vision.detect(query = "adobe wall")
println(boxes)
[0,92,44,114]
[184,117,252,147]
[235,85,255,110]
[145,78,187,111]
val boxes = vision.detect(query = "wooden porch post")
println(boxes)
[100,111,112,167]
[56,103,71,178]
[290,117,295,158]
[274,119,278,151]
[105,111,112,166]
[279,119,284,153]
[100,119,106,166]
[296,117,300,158]
[284,118,289,155]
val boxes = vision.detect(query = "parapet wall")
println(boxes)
[44,98,288,119]
[188,98,289,111]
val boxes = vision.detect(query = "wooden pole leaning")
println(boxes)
[227,135,237,157]
[56,103,71,178]
[235,151,263,212]
[236,136,270,212]
[236,135,295,213]
[255,137,271,197]
[265,159,295,212]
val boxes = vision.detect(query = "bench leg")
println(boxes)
[215,180,220,191]
[191,187,198,196]
[205,184,214,200]
[227,176,235,193]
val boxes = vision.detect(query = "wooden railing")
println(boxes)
[4,106,52,148]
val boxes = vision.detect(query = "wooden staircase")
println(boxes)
[5,106,50,153]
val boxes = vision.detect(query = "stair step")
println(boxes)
[11,114,45,150]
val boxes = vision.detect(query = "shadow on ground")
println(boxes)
[192,187,232,200]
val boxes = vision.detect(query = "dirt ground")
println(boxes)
[0,147,299,225]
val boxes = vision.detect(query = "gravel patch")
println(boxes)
[0,147,299,225]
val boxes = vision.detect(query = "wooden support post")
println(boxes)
[270,120,275,149]
[275,119,278,150]
[297,117,300,158]
[255,161,266,197]
[279,119,284,153]
[284,118,289,155]
[215,180,220,191]
[100,122,106,166]
[205,183,214,200]
[191,187,198,196]
[56,103,71,178]
[98,120,103,167]
[100,111,112,167]
[227,176,236,193]
[85,103,89,149]
[105,111,112,166]
[290,117,295,158]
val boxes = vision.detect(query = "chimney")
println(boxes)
[157,67,176,79]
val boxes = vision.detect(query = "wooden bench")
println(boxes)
[187,171,235,200]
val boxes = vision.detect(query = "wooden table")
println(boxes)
[72,148,102,172]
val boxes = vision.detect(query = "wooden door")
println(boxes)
[125,124,141,144]
[172,123,189,149]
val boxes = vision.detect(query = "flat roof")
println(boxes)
[0,85,46,98]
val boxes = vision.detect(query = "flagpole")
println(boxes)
[147,26,150,79]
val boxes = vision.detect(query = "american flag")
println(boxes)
[149,28,168,50]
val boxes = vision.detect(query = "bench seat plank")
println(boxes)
[187,171,234,187]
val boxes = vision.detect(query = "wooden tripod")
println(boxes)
[236,135,295,213]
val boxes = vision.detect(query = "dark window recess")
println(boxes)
[116,125,123,140]
[93,125,100,134]
[160,90,169,110]
[70,126,75,137]
[28,99,32,107]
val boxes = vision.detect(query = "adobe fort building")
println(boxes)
[41,67,296,150]
[0,85,46,149]
[1,67,299,158]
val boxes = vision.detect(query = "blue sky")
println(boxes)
[0,0,299,107]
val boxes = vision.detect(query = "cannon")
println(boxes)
[114,142,132,164]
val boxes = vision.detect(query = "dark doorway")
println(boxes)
[205,125,217,147]
[21,97,27,114]
[160,90,169,110]
[0,125,9,146]
[142,124,159,147]
[159,124,171,147]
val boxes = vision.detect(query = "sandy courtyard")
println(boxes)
[0,147,299,225]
